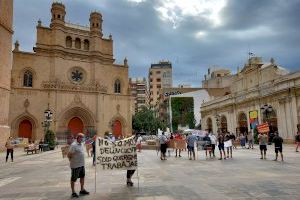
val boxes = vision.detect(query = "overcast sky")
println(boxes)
[13,0,300,87]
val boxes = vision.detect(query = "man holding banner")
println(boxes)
[96,135,138,187]
[67,133,90,198]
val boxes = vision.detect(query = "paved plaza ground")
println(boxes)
[0,144,300,200]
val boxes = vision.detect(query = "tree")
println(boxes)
[132,106,166,134]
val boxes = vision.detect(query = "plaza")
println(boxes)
[0,145,300,200]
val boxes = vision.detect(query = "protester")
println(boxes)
[247,131,254,149]
[67,133,89,198]
[92,135,97,166]
[217,133,226,160]
[225,132,232,158]
[136,134,143,152]
[295,131,300,152]
[174,133,183,157]
[209,132,217,157]
[258,132,268,160]
[272,131,283,162]
[230,133,237,149]
[240,133,246,149]
[186,133,198,160]
[159,132,168,160]
[5,137,14,162]
[126,170,135,186]
[203,133,212,158]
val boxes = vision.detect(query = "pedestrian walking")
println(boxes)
[258,132,268,160]
[5,137,14,162]
[230,133,237,149]
[39,139,44,152]
[272,131,283,162]
[240,133,246,149]
[217,133,226,160]
[67,133,89,198]
[295,131,300,152]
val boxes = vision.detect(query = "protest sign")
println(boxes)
[257,123,269,133]
[174,140,186,149]
[96,136,137,170]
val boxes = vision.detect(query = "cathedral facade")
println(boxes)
[0,0,13,150]
[9,3,133,141]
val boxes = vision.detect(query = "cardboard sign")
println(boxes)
[174,140,186,149]
[61,145,70,158]
[96,136,137,170]
[257,123,270,133]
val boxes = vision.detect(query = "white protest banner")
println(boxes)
[96,136,137,170]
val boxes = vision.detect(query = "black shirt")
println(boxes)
[272,136,283,147]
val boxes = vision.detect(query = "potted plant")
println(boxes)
[45,129,56,150]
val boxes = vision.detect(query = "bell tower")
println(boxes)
[89,12,103,37]
[50,2,66,28]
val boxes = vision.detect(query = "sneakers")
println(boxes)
[79,189,90,195]
[71,193,79,198]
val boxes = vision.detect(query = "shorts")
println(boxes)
[187,145,194,152]
[218,143,224,151]
[259,145,267,151]
[71,166,85,182]
[275,146,282,153]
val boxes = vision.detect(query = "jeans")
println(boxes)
[6,149,13,162]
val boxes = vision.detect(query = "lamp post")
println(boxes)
[215,114,221,134]
[260,104,273,124]
[260,104,273,144]
[41,106,53,141]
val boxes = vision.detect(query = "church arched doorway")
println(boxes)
[19,119,32,139]
[68,117,84,135]
[113,120,122,138]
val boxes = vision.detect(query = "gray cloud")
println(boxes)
[13,0,300,87]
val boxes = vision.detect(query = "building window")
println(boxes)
[150,78,153,82]
[150,85,153,89]
[23,71,33,87]
[114,79,121,93]
[75,38,81,49]
[66,36,72,48]
[156,71,161,74]
[149,72,152,76]
[84,39,89,50]
[156,78,161,82]
[157,84,161,88]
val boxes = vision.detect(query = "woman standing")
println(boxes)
[159,132,168,160]
[5,137,15,162]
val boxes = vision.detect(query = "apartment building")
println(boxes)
[148,61,172,108]
[129,77,148,113]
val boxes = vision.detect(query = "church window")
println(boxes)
[84,39,89,50]
[23,71,33,87]
[66,36,72,48]
[58,14,61,19]
[114,79,121,94]
[75,38,81,49]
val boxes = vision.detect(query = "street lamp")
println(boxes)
[260,104,273,123]
[260,104,274,144]
[41,106,53,139]
[215,114,221,134]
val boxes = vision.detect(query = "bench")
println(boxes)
[26,145,39,154]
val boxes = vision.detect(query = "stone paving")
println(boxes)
[0,145,300,200]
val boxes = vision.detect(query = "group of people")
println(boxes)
[157,130,288,162]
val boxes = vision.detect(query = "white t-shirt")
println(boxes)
[137,136,143,144]
[68,142,85,169]
[209,134,217,145]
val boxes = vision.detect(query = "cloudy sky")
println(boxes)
[13,0,300,87]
